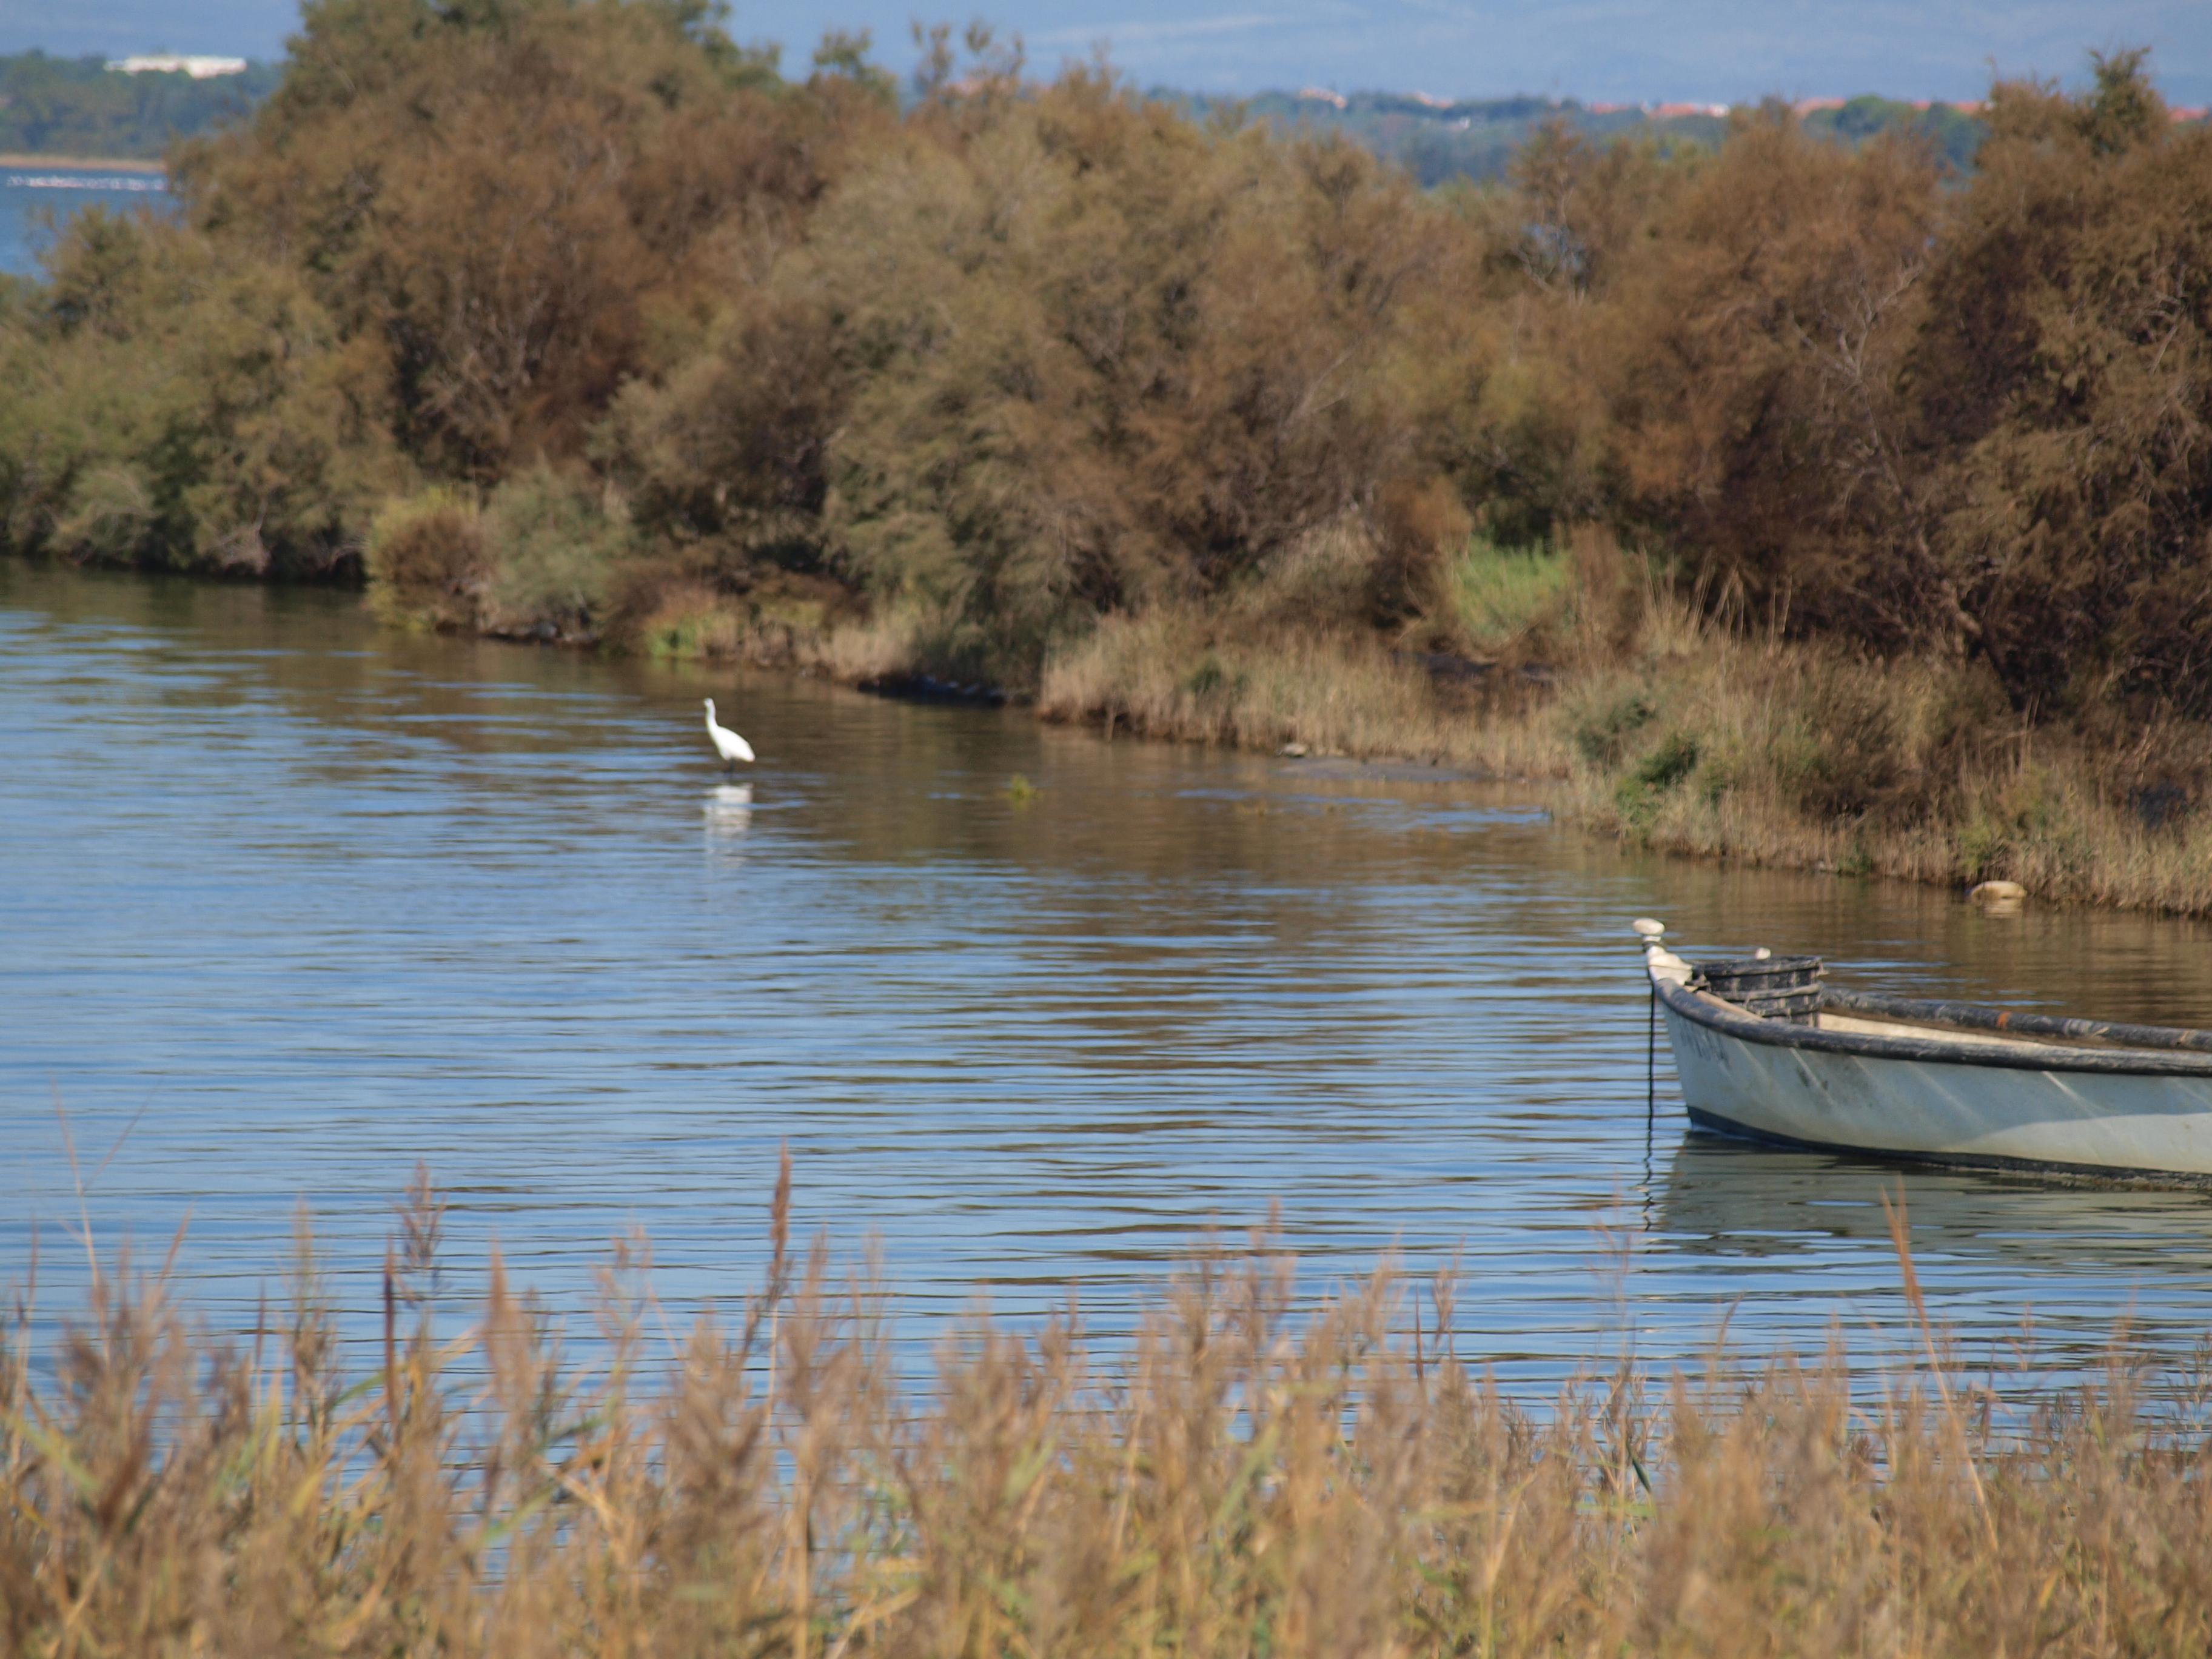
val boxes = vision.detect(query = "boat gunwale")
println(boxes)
[1824,987,2212,1056]
[1654,974,2212,1078]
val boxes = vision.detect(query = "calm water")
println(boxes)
[0,165,170,276]
[9,560,2212,1390]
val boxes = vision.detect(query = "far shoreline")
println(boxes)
[0,153,165,173]
[8,549,2206,919]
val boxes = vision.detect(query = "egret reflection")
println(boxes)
[704,782,754,842]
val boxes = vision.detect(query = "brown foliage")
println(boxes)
[1376,475,1474,618]
[604,62,1472,679]
[1574,55,2212,716]
[1915,56,2212,714]
[1592,110,1945,645]
[181,0,880,480]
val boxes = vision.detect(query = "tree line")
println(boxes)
[1182,89,1988,189]
[0,45,1982,181]
[0,52,281,158]
[1,0,2208,729]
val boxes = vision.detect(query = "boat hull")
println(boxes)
[1661,997,2212,1178]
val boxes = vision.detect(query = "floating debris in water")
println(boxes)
[1969,879,2026,913]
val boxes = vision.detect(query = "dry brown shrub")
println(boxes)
[1591,110,1946,648]
[182,1,880,481]
[1915,56,2212,716]
[364,488,490,632]
[1377,475,1475,623]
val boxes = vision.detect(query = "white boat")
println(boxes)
[1636,919,2212,1179]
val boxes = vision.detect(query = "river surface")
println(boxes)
[9,561,2212,1392]
[0,164,170,276]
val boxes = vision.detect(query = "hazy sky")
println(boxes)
[8,0,2208,104]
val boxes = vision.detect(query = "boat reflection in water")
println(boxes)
[1655,1130,2212,1285]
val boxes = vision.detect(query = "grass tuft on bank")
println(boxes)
[1031,525,2212,916]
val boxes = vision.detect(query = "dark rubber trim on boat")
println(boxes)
[1654,975,2212,1078]
[1683,1107,2212,1185]
[1823,987,2212,1054]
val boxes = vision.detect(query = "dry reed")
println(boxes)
[1549,615,2212,917]
[1033,531,2212,919]
[10,1156,2212,1656]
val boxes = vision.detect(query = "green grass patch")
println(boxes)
[1443,537,1574,651]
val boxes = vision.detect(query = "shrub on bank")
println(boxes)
[477,468,629,642]
[365,488,489,632]
[367,471,634,641]
[0,210,400,575]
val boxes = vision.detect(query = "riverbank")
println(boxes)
[1051,629,2212,920]
[557,525,2212,920]
[1045,640,2212,919]
[28,527,2211,918]
[12,1194,2212,1657]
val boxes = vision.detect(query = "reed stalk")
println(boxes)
[7,1176,2212,1655]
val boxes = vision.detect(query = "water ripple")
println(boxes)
[6,565,2212,1391]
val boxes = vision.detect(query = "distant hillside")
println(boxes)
[1166,90,1992,185]
[0,52,279,160]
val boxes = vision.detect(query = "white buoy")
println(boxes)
[703,699,755,766]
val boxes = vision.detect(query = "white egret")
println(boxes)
[703,699,755,766]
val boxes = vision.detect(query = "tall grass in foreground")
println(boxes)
[11,1166,2212,1655]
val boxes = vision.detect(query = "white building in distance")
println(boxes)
[106,55,249,79]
